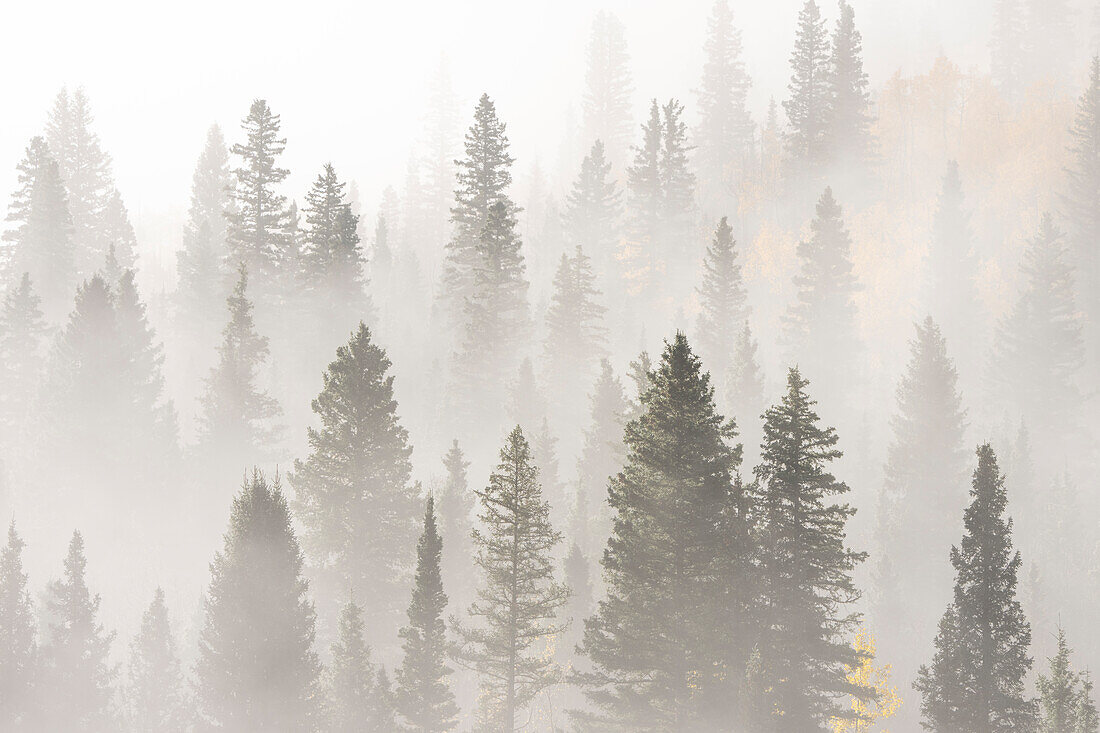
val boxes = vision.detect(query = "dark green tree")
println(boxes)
[784,0,832,168]
[694,216,749,375]
[396,496,458,732]
[750,367,870,730]
[579,333,749,729]
[914,603,966,733]
[126,588,184,732]
[195,471,320,731]
[453,426,568,730]
[0,521,36,728]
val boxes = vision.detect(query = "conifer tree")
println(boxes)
[196,471,320,731]
[916,444,1036,733]
[785,0,833,168]
[328,599,377,732]
[301,163,367,316]
[2,137,76,316]
[543,245,608,413]
[622,101,663,292]
[226,99,291,278]
[373,667,399,730]
[396,496,458,732]
[453,426,568,730]
[197,265,281,468]
[291,323,419,627]
[1037,628,1090,733]
[695,0,753,216]
[927,161,978,367]
[694,216,749,374]
[1064,56,1100,353]
[506,358,546,437]
[579,333,749,729]
[442,94,518,327]
[750,367,870,729]
[436,440,474,617]
[724,321,765,447]
[127,588,184,732]
[0,521,36,728]
[659,99,696,275]
[40,530,116,731]
[993,214,1084,455]
[0,274,47,441]
[582,11,635,173]
[991,0,1025,100]
[827,0,873,165]
[563,140,621,285]
[423,57,461,254]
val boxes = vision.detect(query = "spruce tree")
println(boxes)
[622,101,663,292]
[226,99,291,278]
[196,471,320,731]
[291,323,419,628]
[436,440,475,618]
[563,140,622,287]
[916,444,1036,733]
[785,0,833,169]
[197,265,281,468]
[0,274,47,442]
[694,216,749,375]
[301,163,367,317]
[579,333,749,729]
[724,320,765,449]
[127,588,184,732]
[582,11,635,173]
[1037,628,1089,733]
[827,0,873,166]
[0,521,36,728]
[328,599,377,732]
[659,98,696,276]
[423,57,461,255]
[1064,56,1100,355]
[40,530,116,731]
[927,161,979,372]
[453,426,568,730]
[506,358,546,438]
[750,367,870,730]
[396,496,458,732]
[695,0,753,216]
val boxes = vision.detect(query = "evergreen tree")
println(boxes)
[127,588,184,732]
[441,94,518,327]
[827,0,873,166]
[724,321,765,449]
[916,444,1036,733]
[396,496,458,732]
[659,98,696,276]
[453,426,568,731]
[695,0,754,216]
[40,531,116,731]
[991,0,1026,100]
[563,140,622,286]
[197,265,281,468]
[785,0,833,169]
[291,323,419,628]
[927,161,979,371]
[328,599,377,732]
[436,440,475,617]
[622,101,663,292]
[301,163,367,316]
[195,471,320,731]
[750,367,870,730]
[543,244,608,413]
[1078,675,1100,733]
[423,56,461,256]
[0,274,47,442]
[694,216,749,375]
[1037,628,1089,733]
[2,137,76,316]
[1064,56,1100,355]
[582,11,635,173]
[373,667,399,730]
[579,333,748,729]
[993,214,1084,456]
[0,521,36,728]
[506,358,546,439]
[226,99,291,278]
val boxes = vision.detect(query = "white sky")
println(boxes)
[0,0,1000,279]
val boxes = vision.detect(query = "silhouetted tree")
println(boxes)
[694,216,749,375]
[785,0,832,169]
[126,588,184,731]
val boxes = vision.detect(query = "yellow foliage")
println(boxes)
[829,628,902,733]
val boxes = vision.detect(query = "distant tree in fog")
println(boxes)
[827,0,873,167]
[126,588,184,731]
[453,426,567,730]
[724,320,765,437]
[991,0,1026,100]
[436,440,474,618]
[1064,56,1100,354]
[196,472,320,731]
[916,444,1036,733]
[301,163,369,321]
[326,599,377,732]
[291,323,419,625]
[582,11,634,173]
[658,99,696,277]
[396,496,458,732]
[0,274,46,442]
[622,101,663,291]
[695,216,749,378]
[563,140,621,288]
[785,0,832,170]
[40,530,116,731]
[0,521,36,728]
[1036,628,1099,733]
[927,161,978,363]
[543,244,608,415]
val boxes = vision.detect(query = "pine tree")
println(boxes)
[993,214,1084,456]
[40,530,116,731]
[453,426,568,731]
[396,496,458,732]
[373,667,399,730]
[226,99,291,278]
[436,440,475,618]
[328,599,376,732]
[579,333,749,729]
[927,161,979,371]
[582,11,635,173]
[126,588,184,732]
[1078,675,1100,733]
[916,444,1036,733]
[563,140,622,286]
[197,265,281,467]
[659,98,696,275]
[785,0,833,169]
[543,245,608,412]
[2,136,76,316]
[423,56,461,256]
[750,367,870,730]
[0,521,36,728]
[695,0,754,216]
[827,0,873,166]
[1064,56,1100,355]
[441,94,518,327]
[291,323,419,628]
[0,274,47,442]
[694,216,749,375]
[724,321,765,450]
[101,188,138,270]
[622,101,663,293]
[782,187,861,400]
[196,471,320,731]
[1037,628,1088,733]
[301,163,367,316]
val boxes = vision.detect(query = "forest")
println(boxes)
[0,0,1098,731]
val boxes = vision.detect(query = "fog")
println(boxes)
[0,0,1098,730]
